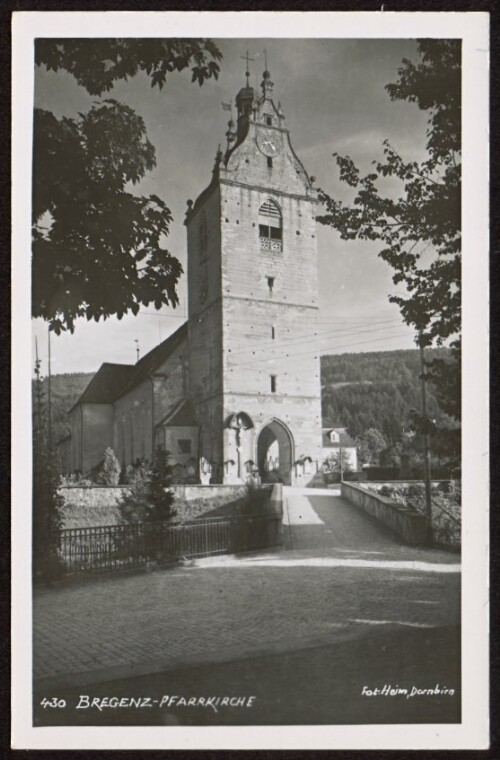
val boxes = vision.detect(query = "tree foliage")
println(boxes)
[321,348,449,442]
[33,100,183,333]
[33,39,223,333]
[98,447,121,486]
[355,428,388,466]
[35,38,222,94]
[118,446,176,524]
[33,358,65,580]
[317,40,461,420]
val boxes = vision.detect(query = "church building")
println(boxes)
[61,66,323,485]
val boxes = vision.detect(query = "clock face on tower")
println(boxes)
[257,128,280,157]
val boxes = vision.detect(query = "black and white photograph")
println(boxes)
[12,10,489,751]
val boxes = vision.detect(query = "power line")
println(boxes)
[230,330,415,370]
[222,321,407,358]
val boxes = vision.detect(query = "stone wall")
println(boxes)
[341,481,428,546]
[59,486,127,528]
[171,484,250,520]
[58,484,264,528]
[363,480,450,490]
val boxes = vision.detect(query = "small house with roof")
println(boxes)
[322,427,358,471]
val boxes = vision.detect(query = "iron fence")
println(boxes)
[55,513,282,576]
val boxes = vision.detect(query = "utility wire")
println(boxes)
[230,331,414,370]
[223,322,407,358]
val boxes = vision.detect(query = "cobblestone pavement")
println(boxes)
[33,490,460,688]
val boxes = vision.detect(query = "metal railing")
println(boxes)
[55,513,282,576]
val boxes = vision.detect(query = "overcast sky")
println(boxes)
[33,37,429,375]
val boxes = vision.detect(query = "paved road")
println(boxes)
[33,490,460,697]
[283,487,406,551]
[34,625,461,726]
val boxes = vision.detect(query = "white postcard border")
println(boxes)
[12,10,489,750]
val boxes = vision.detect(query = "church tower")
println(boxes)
[185,65,322,484]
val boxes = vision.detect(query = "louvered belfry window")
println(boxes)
[258,199,282,252]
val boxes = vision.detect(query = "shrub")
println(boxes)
[33,443,65,581]
[98,447,121,486]
[379,485,393,498]
[118,447,176,524]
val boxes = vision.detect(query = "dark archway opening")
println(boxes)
[257,419,293,485]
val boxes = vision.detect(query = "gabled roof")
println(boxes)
[156,399,197,428]
[116,322,188,400]
[70,322,188,411]
[69,363,134,411]
[322,428,357,449]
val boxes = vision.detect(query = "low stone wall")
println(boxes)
[341,481,428,546]
[59,484,269,528]
[59,487,126,528]
[365,480,450,490]
[172,484,249,520]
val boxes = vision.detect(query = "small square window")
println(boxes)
[270,375,277,393]
[177,439,192,454]
[266,116,272,126]
[267,276,275,294]
[267,156,273,169]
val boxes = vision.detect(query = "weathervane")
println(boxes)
[240,50,255,86]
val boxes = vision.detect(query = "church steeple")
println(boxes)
[234,51,256,144]
[235,86,254,143]
[261,68,274,100]
[185,51,322,485]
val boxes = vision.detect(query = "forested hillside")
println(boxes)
[321,348,452,443]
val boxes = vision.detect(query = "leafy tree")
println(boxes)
[98,447,121,486]
[322,452,354,478]
[317,40,461,423]
[35,38,222,94]
[355,428,388,466]
[34,39,222,333]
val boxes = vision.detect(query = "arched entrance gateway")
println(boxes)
[257,419,294,486]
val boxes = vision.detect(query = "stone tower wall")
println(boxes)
[185,81,323,482]
[187,187,225,467]
[219,179,322,471]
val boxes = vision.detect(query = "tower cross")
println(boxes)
[240,51,255,86]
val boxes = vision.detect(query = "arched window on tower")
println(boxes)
[258,199,282,252]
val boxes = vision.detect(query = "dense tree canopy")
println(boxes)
[33,39,223,333]
[355,428,388,466]
[317,40,461,421]
[35,38,222,94]
[33,100,182,333]
[321,348,448,442]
